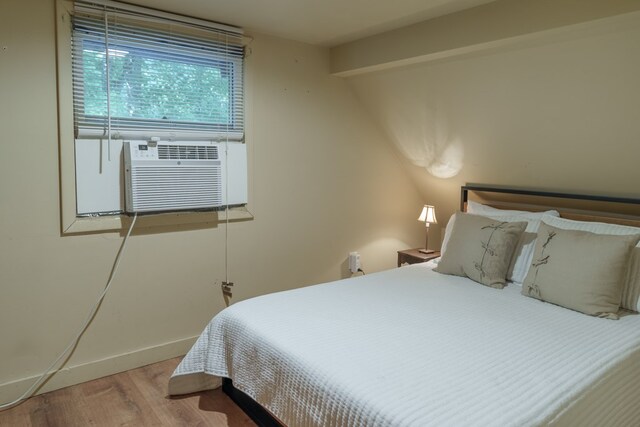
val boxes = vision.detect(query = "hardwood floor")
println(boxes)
[0,357,257,427]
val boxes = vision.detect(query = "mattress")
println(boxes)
[169,262,640,426]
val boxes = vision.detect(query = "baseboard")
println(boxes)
[0,335,198,405]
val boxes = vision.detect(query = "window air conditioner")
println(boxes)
[124,140,247,214]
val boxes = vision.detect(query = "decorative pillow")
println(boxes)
[492,217,542,284]
[521,223,640,319]
[435,213,527,288]
[440,213,457,255]
[542,215,640,312]
[442,205,560,284]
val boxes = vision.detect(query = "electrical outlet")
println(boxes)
[349,252,361,273]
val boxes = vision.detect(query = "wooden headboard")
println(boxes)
[460,184,640,227]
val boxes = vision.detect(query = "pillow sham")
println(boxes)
[542,215,640,312]
[435,213,527,288]
[521,223,640,319]
[442,205,560,283]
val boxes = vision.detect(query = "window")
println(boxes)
[56,0,249,230]
[72,1,244,140]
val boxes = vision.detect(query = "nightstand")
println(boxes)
[397,249,441,267]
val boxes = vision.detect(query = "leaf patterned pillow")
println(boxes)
[522,223,640,319]
[435,212,527,288]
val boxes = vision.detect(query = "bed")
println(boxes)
[169,185,640,426]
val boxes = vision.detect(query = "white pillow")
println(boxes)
[542,215,640,312]
[442,204,560,284]
[467,200,561,218]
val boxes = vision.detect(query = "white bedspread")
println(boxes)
[169,263,640,426]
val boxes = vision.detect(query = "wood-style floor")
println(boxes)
[0,357,257,426]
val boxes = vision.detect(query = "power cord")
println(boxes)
[220,137,233,306]
[357,268,366,275]
[0,213,138,411]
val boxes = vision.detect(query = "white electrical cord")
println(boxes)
[224,142,229,285]
[223,30,231,289]
[0,213,138,412]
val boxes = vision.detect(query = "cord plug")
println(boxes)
[221,281,234,298]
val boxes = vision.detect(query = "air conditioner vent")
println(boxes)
[124,141,224,213]
[157,144,218,160]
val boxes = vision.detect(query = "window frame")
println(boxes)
[56,0,253,234]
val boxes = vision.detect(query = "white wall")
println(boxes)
[0,0,424,400]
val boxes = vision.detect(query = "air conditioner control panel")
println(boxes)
[132,143,157,159]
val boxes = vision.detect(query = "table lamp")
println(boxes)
[418,205,437,254]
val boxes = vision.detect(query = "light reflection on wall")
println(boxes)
[425,141,464,178]
[385,107,464,179]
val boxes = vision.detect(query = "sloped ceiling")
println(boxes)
[122,0,497,46]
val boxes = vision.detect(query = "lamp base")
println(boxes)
[418,249,435,254]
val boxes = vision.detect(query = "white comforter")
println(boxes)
[169,263,640,426]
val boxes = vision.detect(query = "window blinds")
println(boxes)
[71,0,244,141]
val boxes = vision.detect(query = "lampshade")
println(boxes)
[418,205,437,225]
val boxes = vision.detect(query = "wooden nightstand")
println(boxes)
[397,249,441,267]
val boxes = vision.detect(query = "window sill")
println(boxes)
[63,206,254,235]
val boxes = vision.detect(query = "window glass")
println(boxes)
[72,14,244,136]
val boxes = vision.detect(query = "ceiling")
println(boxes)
[125,0,498,46]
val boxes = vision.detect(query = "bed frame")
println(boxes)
[461,184,640,226]
[222,378,284,426]
[223,184,640,427]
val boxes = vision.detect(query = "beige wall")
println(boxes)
[0,0,424,400]
[348,13,640,246]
